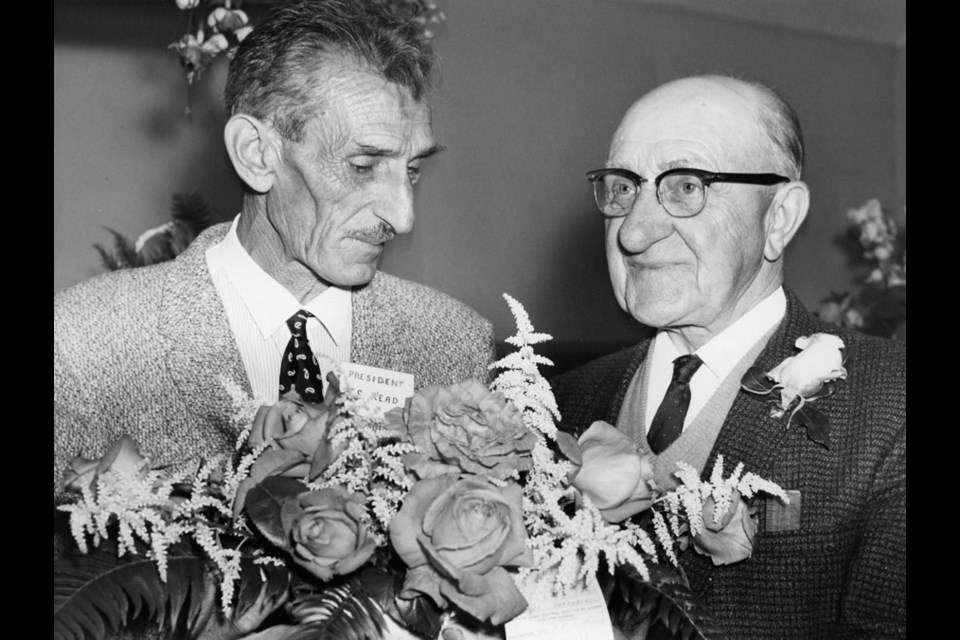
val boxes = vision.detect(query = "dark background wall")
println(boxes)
[54,0,906,372]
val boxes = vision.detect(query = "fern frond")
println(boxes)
[54,539,209,640]
[92,228,140,272]
[600,563,724,640]
[286,584,388,640]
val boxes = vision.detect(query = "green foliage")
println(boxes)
[93,227,139,271]
[245,475,308,551]
[285,583,391,640]
[740,368,775,395]
[54,538,209,640]
[358,565,443,640]
[599,562,725,640]
[91,192,216,272]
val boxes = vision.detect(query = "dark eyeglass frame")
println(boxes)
[585,167,791,218]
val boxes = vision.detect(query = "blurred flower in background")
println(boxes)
[817,199,906,340]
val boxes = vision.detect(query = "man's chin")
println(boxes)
[621,291,693,328]
[324,262,380,289]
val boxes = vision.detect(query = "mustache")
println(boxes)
[347,224,396,244]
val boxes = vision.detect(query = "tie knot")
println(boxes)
[672,354,703,385]
[286,310,315,338]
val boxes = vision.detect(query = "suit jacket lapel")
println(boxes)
[704,287,824,483]
[158,224,253,427]
[351,273,415,375]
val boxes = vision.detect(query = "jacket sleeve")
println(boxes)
[836,419,906,639]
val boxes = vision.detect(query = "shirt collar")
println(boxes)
[654,287,786,380]
[213,216,352,342]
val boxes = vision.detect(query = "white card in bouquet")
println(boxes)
[504,572,614,640]
[338,362,415,414]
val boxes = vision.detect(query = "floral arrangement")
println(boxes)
[54,295,788,640]
[817,198,906,341]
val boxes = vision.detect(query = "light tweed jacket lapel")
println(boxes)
[157,223,252,427]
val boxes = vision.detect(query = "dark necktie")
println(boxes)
[646,354,704,455]
[279,310,324,402]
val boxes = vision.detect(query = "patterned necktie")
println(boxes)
[646,354,704,455]
[279,310,324,402]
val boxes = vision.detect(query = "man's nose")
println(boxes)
[376,174,415,235]
[615,188,674,254]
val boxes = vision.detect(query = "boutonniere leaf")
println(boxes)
[741,333,851,449]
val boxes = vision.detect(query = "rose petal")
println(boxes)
[398,564,449,608]
[439,566,528,626]
[572,422,644,510]
[693,499,757,565]
[390,475,455,568]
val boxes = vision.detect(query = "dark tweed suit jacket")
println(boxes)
[54,223,496,503]
[551,288,906,639]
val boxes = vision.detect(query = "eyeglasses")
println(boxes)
[586,167,790,218]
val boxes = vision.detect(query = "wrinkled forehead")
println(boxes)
[608,80,767,171]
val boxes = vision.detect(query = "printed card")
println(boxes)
[338,362,415,415]
[505,571,614,640]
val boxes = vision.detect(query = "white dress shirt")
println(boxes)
[205,216,352,405]
[644,287,786,434]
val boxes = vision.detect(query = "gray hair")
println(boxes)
[224,0,436,142]
[747,80,805,180]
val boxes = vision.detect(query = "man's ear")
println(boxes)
[224,114,282,194]
[764,181,809,261]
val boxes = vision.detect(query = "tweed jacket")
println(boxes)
[550,288,906,639]
[54,222,495,503]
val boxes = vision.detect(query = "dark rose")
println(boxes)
[247,383,342,483]
[389,475,531,625]
[279,487,377,581]
[387,379,535,480]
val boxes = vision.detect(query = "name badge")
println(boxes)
[338,362,415,415]
[505,571,613,640]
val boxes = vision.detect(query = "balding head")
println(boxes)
[600,74,810,348]
[625,75,803,179]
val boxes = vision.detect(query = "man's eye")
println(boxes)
[407,165,422,184]
[350,163,374,174]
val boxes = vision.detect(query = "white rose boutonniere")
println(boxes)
[741,333,850,448]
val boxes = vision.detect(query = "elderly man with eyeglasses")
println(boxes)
[552,75,906,639]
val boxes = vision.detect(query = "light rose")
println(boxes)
[569,421,655,523]
[279,487,376,582]
[62,436,150,495]
[693,492,756,566]
[767,334,847,408]
[389,475,530,625]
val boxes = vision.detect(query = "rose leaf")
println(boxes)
[359,567,444,640]
[794,405,830,450]
[244,476,307,551]
[740,367,775,394]
[554,429,582,466]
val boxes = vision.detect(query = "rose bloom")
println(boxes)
[247,390,340,481]
[568,421,655,523]
[389,475,531,625]
[279,487,376,582]
[63,436,150,495]
[693,491,757,566]
[767,334,847,409]
[388,379,535,481]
